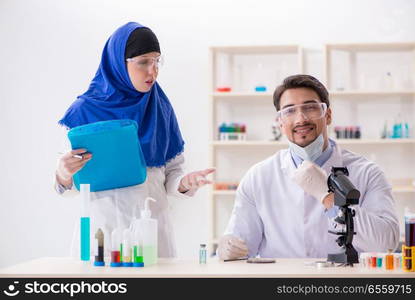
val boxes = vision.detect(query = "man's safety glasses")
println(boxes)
[277,102,327,124]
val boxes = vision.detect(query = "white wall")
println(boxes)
[0,0,414,268]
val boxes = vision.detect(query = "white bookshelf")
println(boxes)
[208,45,304,254]
[213,187,415,197]
[329,90,415,96]
[208,43,415,255]
[211,139,415,147]
[213,91,415,98]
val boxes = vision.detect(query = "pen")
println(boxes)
[57,152,85,159]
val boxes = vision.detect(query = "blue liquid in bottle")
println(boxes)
[80,217,90,261]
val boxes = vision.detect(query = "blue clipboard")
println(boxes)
[67,119,147,192]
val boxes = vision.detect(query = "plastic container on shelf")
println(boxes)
[216,53,232,92]
[254,62,267,92]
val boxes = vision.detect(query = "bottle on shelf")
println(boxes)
[218,123,247,141]
[392,114,403,139]
[383,71,394,90]
[254,62,267,92]
[216,53,232,92]
[334,126,362,139]
[381,120,389,139]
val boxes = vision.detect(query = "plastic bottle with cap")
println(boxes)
[137,197,158,265]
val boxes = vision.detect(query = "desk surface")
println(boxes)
[0,258,414,278]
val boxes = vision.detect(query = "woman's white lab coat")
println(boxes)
[56,132,192,258]
[224,140,400,258]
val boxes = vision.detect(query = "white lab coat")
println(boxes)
[224,140,400,258]
[56,131,193,258]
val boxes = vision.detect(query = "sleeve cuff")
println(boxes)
[166,175,195,198]
[54,175,77,197]
[325,205,340,219]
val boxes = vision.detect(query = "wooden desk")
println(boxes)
[0,257,414,278]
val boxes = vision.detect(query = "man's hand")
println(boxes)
[218,235,249,260]
[291,160,332,207]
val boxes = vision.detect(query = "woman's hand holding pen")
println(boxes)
[56,149,92,188]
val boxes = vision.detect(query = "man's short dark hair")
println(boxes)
[273,74,330,111]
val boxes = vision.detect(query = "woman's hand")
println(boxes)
[178,168,215,193]
[56,149,92,188]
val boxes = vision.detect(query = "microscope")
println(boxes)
[326,167,360,266]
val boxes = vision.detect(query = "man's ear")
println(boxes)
[278,117,283,130]
[326,107,332,126]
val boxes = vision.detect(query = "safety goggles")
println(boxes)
[277,102,327,124]
[126,55,164,71]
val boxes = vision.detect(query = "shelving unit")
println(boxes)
[208,43,415,255]
[213,188,415,196]
[212,139,415,146]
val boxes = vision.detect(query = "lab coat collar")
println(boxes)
[280,139,344,178]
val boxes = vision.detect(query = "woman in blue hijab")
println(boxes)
[55,22,214,257]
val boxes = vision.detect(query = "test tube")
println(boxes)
[80,184,90,261]
[371,254,377,268]
[122,229,133,267]
[360,253,369,268]
[355,126,361,139]
[132,227,144,267]
[376,255,383,268]
[394,253,402,270]
[241,124,246,141]
[110,228,122,267]
[366,253,372,268]
[93,228,105,267]
[219,123,226,140]
[229,123,236,140]
[335,126,340,139]
[385,249,394,270]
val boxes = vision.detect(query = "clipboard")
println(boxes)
[67,119,147,192]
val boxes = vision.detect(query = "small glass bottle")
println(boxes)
[199,244,207,264]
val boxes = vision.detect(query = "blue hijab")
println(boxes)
[59,22,184,167]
